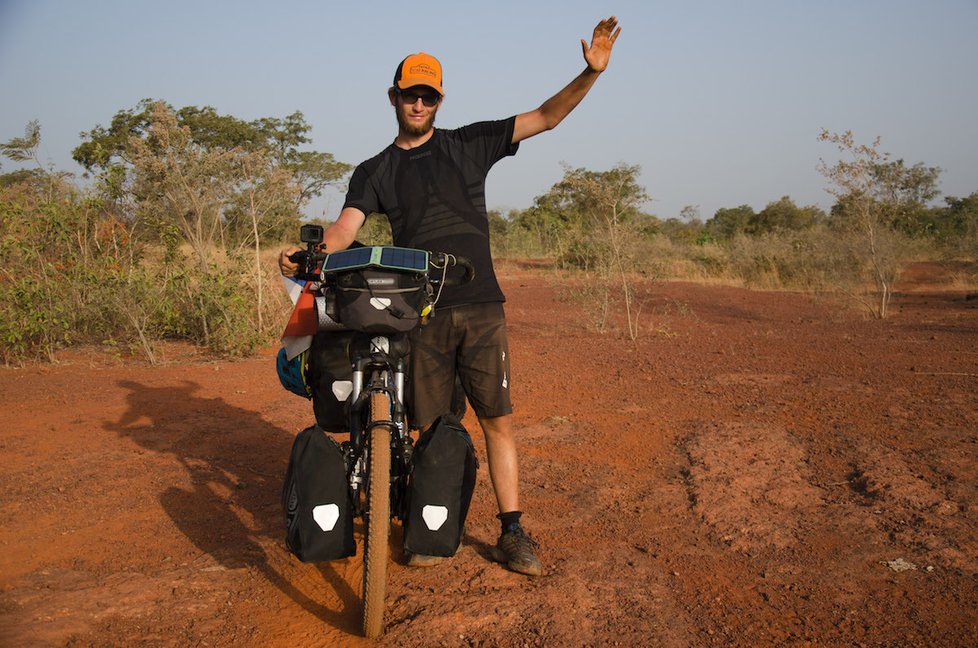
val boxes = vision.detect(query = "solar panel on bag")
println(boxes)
[322,246,429,274]
[380,247,428,272]
[323,247,373,272]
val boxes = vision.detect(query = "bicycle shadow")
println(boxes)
[107,379,359,634]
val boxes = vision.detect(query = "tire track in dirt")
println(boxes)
[681,421,826,553]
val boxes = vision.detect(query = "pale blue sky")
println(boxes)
[1,0,976,221]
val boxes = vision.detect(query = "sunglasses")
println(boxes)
[396,89,441,107]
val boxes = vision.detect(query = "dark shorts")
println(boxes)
[409,302,512,429]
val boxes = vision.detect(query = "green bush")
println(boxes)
[0,178,128,362]
[0,176,283,364]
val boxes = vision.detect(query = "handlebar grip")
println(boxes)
[443,256,475,286]
[455,257,475,285]
[287,251,306,264]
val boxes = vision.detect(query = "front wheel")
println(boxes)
[362,390,392,638]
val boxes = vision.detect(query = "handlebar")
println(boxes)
[429,252,475,287]
[288,248,474,288]
[287,249,327,283]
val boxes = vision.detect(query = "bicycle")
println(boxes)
[288,223,473,638]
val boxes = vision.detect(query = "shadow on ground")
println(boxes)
[107,379,360,633]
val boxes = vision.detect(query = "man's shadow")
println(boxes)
[107,379,359,633]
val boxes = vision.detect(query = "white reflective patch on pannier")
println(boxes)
[369,297,392,310]
[331,380,352,401]
[421,505,448,531]
[312,504,340,532]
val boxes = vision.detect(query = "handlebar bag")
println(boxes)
[332,268,430,334]
[282,425,355,562]
[403,414,478,557]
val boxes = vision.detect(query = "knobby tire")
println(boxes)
[362,390,392,638]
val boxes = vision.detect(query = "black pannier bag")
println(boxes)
[403,414,479,557]
[333,268,429,334]
[282,425,355,562]
[306,330,356,433]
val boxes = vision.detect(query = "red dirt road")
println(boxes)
[2,263,977,646]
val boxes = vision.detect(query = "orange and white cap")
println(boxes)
[393,52,444,96]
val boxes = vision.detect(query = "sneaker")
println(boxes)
[491,525,542,577]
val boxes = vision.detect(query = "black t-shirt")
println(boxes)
[342,117,519,307]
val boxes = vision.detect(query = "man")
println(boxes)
[280,16,621,577]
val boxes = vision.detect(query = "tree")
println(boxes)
[679,205,700,222]
[510,189,580,260]
[818,129,916,319]
[129,103,299,348]
[706,204,755,241]
[749,196,823,234]
[0,120,41,163]
[870,159,942,237]
[73,99,351,212]
[0,120,70,197]
[72,100,352,349]
[129,104,237,272]
[658,217,704,246]
[537,163,651,338]
[928,193,978,260]
[485,208,512,256]
[0,122,46,188]
[233,157,300,335]
[871,159,941,205]
[487,208,508,240]
[940,193,978,239]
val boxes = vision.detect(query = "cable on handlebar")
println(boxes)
[430,253,455,306]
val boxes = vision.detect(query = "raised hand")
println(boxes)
[582,16,621,73]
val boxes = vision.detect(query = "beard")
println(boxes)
[396,106,437,137]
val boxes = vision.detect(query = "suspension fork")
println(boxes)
[348,343,410,512]
[350,339,408,442]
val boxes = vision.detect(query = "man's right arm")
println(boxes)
[512,16,621,144]
[323,207,367,252]
[278,206,366,277]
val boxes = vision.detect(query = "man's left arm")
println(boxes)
[512,16,621,144]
